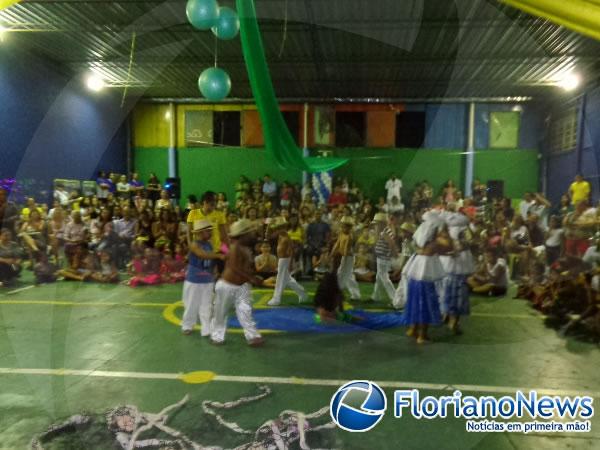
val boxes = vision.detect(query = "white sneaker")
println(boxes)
[267,298,281,306]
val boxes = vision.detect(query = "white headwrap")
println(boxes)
[445,212,470,241]
[413,215,445,248]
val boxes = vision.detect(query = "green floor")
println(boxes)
[0,274,599,449]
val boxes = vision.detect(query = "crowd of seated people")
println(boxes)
[0,170,599,339]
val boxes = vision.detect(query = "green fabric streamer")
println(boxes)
[236,0,348,173]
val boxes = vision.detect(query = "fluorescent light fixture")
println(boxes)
[556,72,580,91]
[86,73,105,92]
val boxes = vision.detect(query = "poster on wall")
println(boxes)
[314,106,335,146]
[489,111,520,149]
[185,111,214,147]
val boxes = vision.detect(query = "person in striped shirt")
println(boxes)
[371,212,401,302]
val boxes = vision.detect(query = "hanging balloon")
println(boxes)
[198,67,231,101]
[211,6,240,40]
[186,0,219,31]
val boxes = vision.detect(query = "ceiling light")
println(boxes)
[86,74,105,92]
[556,73,580,91]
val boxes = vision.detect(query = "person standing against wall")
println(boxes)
[569,174,591,206]
[385,173,402,203]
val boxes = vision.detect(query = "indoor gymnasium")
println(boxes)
[1,0,600,448]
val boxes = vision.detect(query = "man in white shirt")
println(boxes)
[519,192,534,220]
[53,183,70,207]
[385,174,402,203]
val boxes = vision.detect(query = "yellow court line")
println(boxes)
[0,300,546,320]
[0,300,172,307]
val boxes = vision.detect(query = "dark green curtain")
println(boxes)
[236,0,348,173]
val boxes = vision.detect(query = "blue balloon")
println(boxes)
[186,0,219,31]
[198,67,231,101]
[211,6,240,40]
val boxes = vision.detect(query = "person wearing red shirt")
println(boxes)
[328,186,348,209]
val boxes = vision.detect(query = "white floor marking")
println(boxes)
[0,367,598,398]
[6,285,35,295]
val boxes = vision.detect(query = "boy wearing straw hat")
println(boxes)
[266,217,308,306]
[211,219,264,347]
[181,220,225,336]
[331,216,362,301]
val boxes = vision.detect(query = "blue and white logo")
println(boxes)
[330,380,387,432]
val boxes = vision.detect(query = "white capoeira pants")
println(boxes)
[269,258,307,304]
[372,257,395,301]
[181,281,214,336]
[337,255,361,300]
[211,279,261,343]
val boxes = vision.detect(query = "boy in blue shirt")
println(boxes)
[182,220,225,336]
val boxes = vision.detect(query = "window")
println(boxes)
[335,112,366,147]
[282,111,300,146]
[396,111,425,148]
[213,111,241,147]
[549,106,578,154]
[185,111,213,147]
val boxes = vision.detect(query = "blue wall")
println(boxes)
[543,87,600,204]
[0,43,128,200]
[407,102,542,151]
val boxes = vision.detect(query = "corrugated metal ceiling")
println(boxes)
[1,0,599,99]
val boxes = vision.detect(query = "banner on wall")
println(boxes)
[185,111,213,147]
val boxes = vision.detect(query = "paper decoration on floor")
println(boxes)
[30,385,334,449]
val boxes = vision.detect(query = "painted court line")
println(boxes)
[6,285,35,295]
[0,367,597,398]
[0,299,544,320]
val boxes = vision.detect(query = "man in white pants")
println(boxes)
[332,216,361,301]
[181,220,225,336]
[211,219,264,347]
[371,212,399,302]
[267,217,308,306]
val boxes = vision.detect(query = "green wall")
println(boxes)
[133,148,170,187]
[135,147,302,203]
[134,147,539,204]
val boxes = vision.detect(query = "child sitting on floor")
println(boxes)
[128,247,163,287]
[90,250,119,283]
[57,247,95,282]
[254,240,278,287]
[33,252,58,285]
[160,247,186,283]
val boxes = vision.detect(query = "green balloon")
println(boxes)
[198,67,231,101]
[186,0,219,31]
[211,6,240,40]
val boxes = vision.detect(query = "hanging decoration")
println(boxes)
[186,0,219,30]
[211,6,240,40]
[186,0,235,101]
[198,66,231,101]
[235,0,348,173]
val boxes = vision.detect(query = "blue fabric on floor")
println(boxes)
[227,308,404,333]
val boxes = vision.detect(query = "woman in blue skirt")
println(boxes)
[441,211,475,335]
[402,211,452,344]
